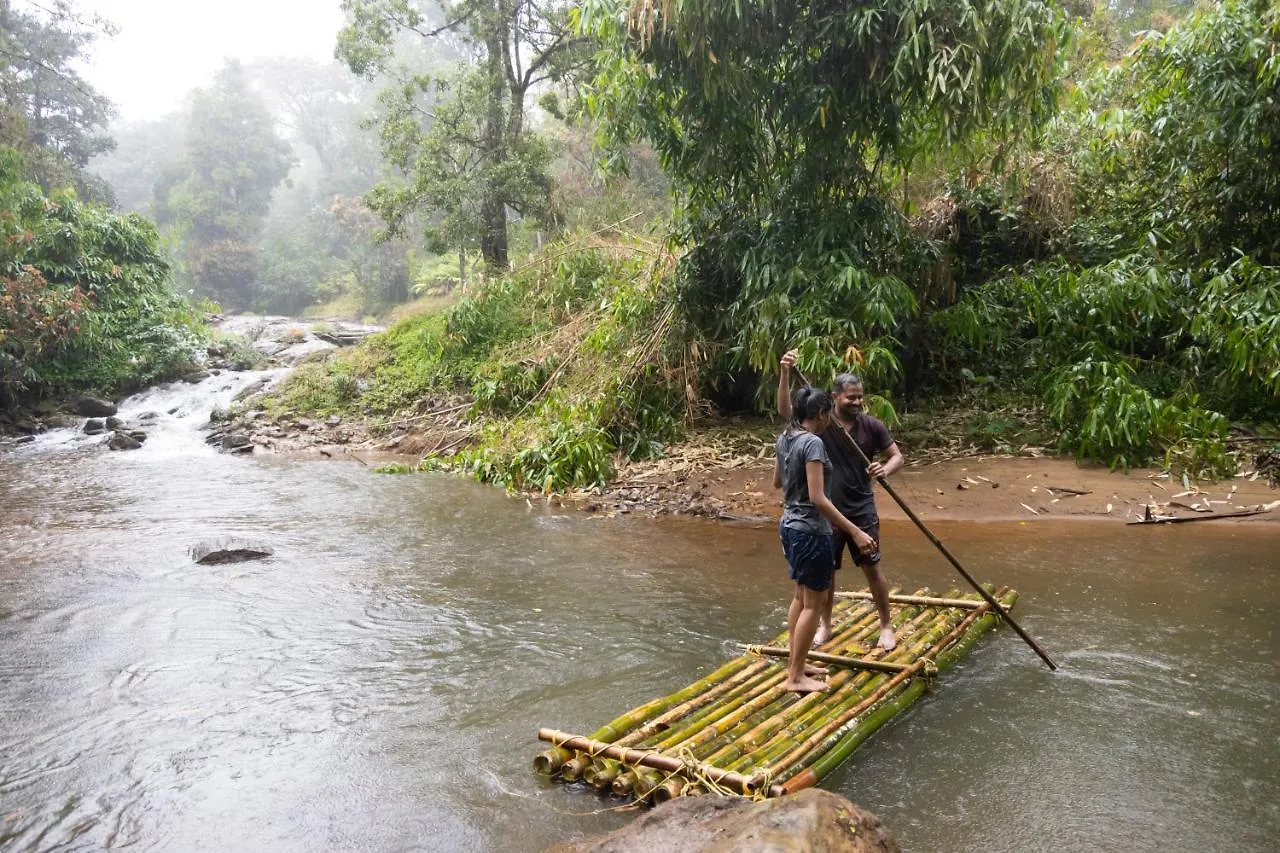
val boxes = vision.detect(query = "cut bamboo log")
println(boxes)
[741,645,914,674]
[774,590,1014,790]
[735,609,962,776]
[533,654,752,774]
[835,591,986,610]
[793,591,1019,791]
[537,729,785,798]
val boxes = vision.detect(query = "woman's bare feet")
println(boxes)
[813,623,833,646]
[803,663,829,678]
[784,676,831,694]
[877,627,897,651]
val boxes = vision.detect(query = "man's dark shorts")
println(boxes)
[779,523,836,592]
[833,513,881,570]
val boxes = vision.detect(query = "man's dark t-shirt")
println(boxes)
[819,414,893,521]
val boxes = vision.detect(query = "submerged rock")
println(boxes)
[84,418,107,435]
[189,540,274,565]
[545,789,899,853]
[107,431,142,451]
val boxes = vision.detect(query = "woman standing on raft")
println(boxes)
[774,387,880,693]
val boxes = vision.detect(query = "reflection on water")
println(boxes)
[1,390,1277,852]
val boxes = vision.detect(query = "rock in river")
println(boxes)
[72,395,117,417]
[544,789,899,853]
[189,539,274,565]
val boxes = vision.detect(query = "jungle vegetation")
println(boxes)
[0,0,202,408]
[6,0,1277,488]
[279,0,1278,489]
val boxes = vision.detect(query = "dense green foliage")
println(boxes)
[582,0,1065,394]
[271,244,690,489]
[270,0,1279,484]
[0,147,202,406]
[931,0,1280,471]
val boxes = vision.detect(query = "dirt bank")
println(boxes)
[217,402,1279,525]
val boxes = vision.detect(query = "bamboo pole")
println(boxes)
[709,606,946,773]
[612,603,910,797]
[583,658,773,789]
[770,590,1013,788]
[741,645,913,674]
[791,366,1057,670]
[533,654,753,774]
[792,591,1019,791]
[753,598,990,782]
[537,729,785,798]
[836,591,985,610]
[726,607,961,775]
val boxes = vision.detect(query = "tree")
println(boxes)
[0,146,201,406]
[1075,0,1280,266]
[0,0,115,193]
[90,112,186,214]
[337,0,589,269]
[156,61,296,309]
[581,0,1065,387]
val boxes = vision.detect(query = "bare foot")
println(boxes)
[784,676,831,694]
[804,663,829,678]
[877,628,897,651]
[813,624,833,646]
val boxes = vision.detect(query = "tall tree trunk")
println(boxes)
[480,22,510,270]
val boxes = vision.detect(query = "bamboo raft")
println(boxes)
[535,585,1017,803]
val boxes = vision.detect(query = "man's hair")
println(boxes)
[792,386,833,422]
[833,373,864,393]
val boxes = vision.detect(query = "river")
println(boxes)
[1,372,1276,852]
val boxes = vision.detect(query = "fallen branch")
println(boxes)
[1045,485,1092,496]
[1128,507,1272,525]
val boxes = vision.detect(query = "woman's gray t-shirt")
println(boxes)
[777,430,833,535]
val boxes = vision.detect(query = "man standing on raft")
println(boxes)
[777,349,904,650]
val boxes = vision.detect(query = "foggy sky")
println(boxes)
[79,0,346,121]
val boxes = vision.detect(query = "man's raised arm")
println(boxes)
[776,349,799,419]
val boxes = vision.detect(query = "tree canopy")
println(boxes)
[0,0,115,194]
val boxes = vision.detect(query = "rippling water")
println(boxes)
[1,377,1277,852]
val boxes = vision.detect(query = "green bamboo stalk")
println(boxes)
[647,604,895,758]
[735,601,972,773]
[707,609,950,775]
[790,591,1020,792]
[770,589,1011,787]
[537,729,785,798]
[742,645,913,674]
[723,607,960,774]
[577,597,871,784]
[534,653,754,774]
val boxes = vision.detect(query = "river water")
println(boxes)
[1,374,1276,852]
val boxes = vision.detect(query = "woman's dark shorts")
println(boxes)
[833,514,881,570]
[779,523,836,592]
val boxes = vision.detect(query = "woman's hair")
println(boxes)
[792,386,833,423]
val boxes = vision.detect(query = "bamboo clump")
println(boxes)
[535,585,1019,802]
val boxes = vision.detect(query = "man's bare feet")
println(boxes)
[877,627,897,651]
[784,676,831,694]
[813,624,833,646]
[803,663,829,678]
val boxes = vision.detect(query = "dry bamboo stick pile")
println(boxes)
[535,586,1018,803]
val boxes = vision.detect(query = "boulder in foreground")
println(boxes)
[544,789,899,853]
